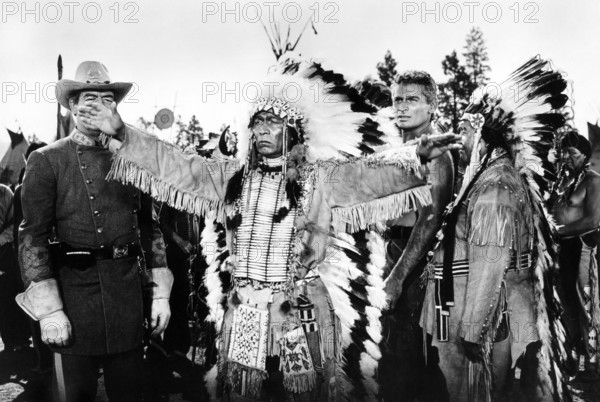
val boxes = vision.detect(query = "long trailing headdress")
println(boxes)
[429,56,574,401]
[221,54,419,400]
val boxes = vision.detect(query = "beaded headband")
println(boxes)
[252,97,304,127]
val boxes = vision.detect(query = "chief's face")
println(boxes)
[459,119,487,164]
[392,84,434,130]
[71,90,115,135]
[459,119,476,163]
[250,111,285,158]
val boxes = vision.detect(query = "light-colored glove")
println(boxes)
[16,278,63,320]
[15,279,72,347]
[40,310,72,347]
[150,299,171,337]
[145,268,174,338]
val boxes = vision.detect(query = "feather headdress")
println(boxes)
[439,56,574,401]
[208,54,404,400]
[235,52,398,166]
[464,56,571,201]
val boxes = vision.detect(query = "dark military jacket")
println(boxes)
[19,130,168,355]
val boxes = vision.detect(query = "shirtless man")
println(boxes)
[553,131,600,380]
[381,71,455,400]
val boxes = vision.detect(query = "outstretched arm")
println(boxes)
[78,102,238,218]
[326,145,429,233]
[327,135,461,233]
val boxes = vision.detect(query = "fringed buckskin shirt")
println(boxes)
[420,155,538,401]
[107,126,433,284]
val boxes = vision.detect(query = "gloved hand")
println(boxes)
[150,298,171,338]
[40,310,72,347]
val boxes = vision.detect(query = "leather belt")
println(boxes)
[60,242,141,260]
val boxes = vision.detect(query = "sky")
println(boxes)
[0,0,599,153]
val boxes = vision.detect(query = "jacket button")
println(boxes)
[90,195,95,200]
[133,209,138,214]
[81,164,87,169]
[97,228,103,233]
[132,225,137,230]
[94,210,100,216]
[86,179,93,184]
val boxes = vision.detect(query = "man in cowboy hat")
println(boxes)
[16,61,173,402]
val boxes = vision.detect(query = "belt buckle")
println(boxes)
[113,245,129,259]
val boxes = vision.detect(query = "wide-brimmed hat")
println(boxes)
[56,61,133,109]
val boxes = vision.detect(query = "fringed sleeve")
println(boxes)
[327,145,432,233]
[107,126,241,221]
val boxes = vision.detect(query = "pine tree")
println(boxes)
[437,28,492,132]
[463,27,491,88]
[438,51,472,132]
[376,50,398,87]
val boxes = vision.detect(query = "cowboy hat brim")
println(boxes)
[56,79,133,109]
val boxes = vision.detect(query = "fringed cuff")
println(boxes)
[15,278,63,321]
[331,185,432,233]
[363,144,423,174]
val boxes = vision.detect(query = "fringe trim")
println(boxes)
[107,153,226,221]
[324,312,342,361]
[468,203,518,247]
[362,144,421,172]
[226,361,267,400]
[283,370,318,394]
[474,283,506,402]
[331,185,432,233]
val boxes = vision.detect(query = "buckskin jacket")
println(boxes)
[420,155,538,400]
[105,126,433,400]
[19,130,168,355]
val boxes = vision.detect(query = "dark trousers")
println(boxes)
[53,347,142,402]
[0,244,30,348]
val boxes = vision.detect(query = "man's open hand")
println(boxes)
[149,299,171,338]
[417,134,462,162]
[77,101,124,136]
